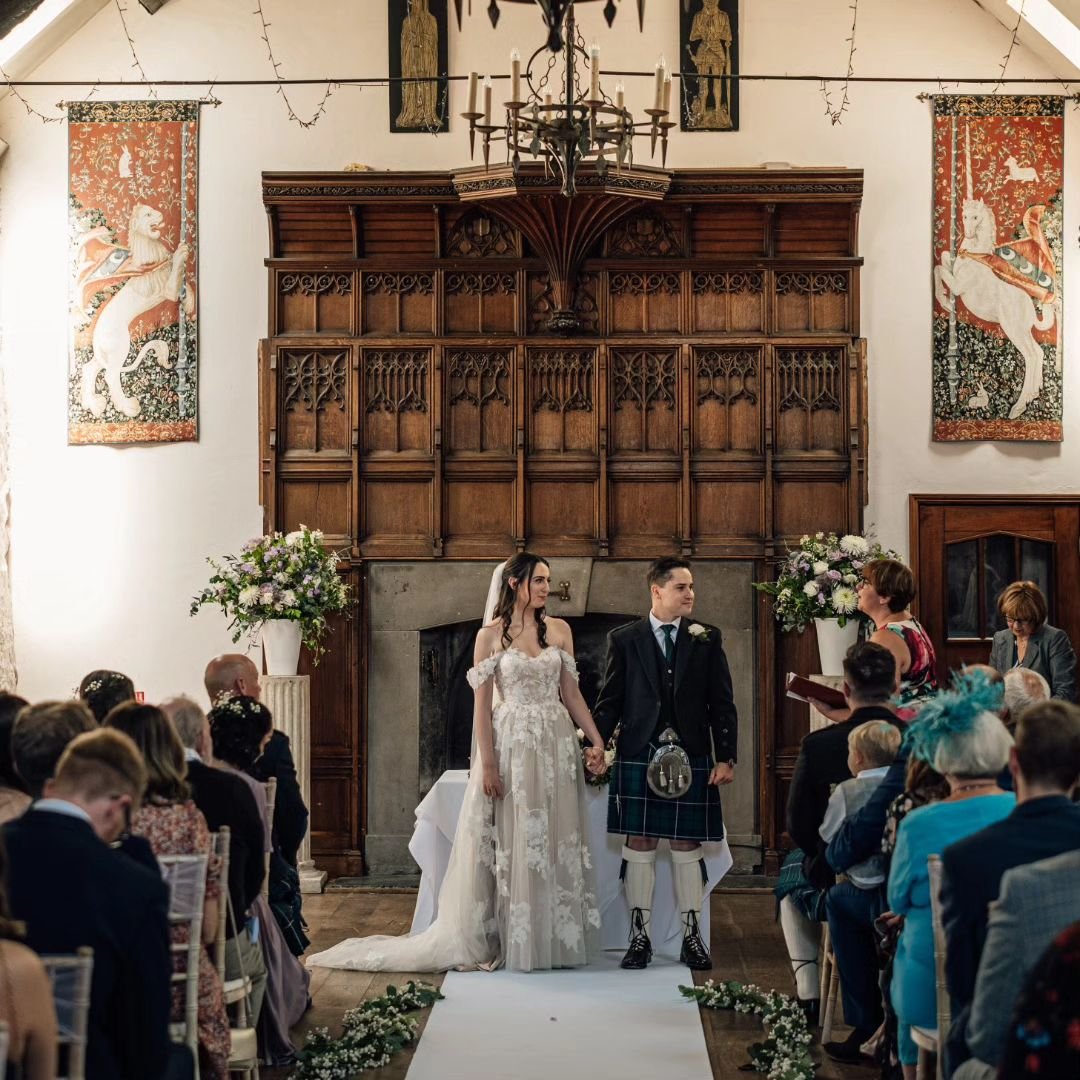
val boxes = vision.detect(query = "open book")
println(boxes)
[785,673,847,710]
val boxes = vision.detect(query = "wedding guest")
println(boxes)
[209,695,309,1065]
[106,702,230,1080]
[161,696,267,1028]
[204,655,308,869]
[78,669,136,723]
[1001,666,1050,729]
[887,687,1015,1080]
[941,698,1080,1073]
[0,692,30,824]
[3,729,190,1080]
[0,834,57,1080]
[10,700,95,798]
[777,641,899,1022]
[990,581,1077,702]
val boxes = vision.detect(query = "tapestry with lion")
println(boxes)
[68,100,198,444]
[932,95,1063,442]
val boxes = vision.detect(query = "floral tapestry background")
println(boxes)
[68,100,199,444]
[931,95,1063,442]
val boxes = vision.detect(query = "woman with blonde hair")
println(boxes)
[105,702,229,1080]
[990,581,1076,702]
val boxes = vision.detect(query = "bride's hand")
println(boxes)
[585,745,608,776]
[482,763,505,799]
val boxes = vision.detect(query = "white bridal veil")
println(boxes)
[306,560,508,972]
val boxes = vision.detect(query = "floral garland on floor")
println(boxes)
[680,980,814,1080]
[290,981,443,1079]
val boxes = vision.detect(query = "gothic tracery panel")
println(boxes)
[527,348,595,453]
[446,347,512,453]
[775,346,844,452]
[693,347,761,452]
[280,348,350,454]
[775,270,851,333]
[609,347,678,454]
[362,272,435,335]
[363,348,431,452]
[691,270,765,333]
[443,209,520,257]
[604,209,684,258]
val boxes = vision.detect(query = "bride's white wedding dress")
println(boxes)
[307,645,600,973]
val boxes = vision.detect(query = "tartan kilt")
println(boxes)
[607,741,725,842]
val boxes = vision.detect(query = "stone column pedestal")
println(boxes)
[262,675,326,894]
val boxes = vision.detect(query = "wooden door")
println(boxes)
[911,496,1080,685]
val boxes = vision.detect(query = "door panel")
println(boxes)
[912,497,1080,686]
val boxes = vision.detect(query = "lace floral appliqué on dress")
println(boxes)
[306,646,599,973]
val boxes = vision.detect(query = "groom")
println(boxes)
[593,557,737,970]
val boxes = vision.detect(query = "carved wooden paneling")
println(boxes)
[443,208,520,257]
[446,347,513,453]
[609,347,678,454]
[444,271,517,334]
[775,270,851,333]
[693,347,761,453]
[604,209,684,258]
[278,271,354,334]
[279,347,351,455]
[362,348,431,453]
[527,348,596,454]
[774,346,844,452]
[691,271,765,334]
[608,271,681,334]
[362,272,435,335]
[262,166,868,875]
[527,272,598,335]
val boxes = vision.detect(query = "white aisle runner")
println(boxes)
[405,954,712,1080]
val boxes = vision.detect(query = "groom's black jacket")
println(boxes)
[592,617,737,762]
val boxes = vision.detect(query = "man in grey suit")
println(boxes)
[952,849,1080,1080]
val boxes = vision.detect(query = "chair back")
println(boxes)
[42,948,94,1080]
[159,853,209,1062]
[261,776,277,899]
[927,853,950,1080]
[211,827,231,983]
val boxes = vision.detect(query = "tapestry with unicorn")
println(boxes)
[68,100,199,445]
[932,95,1063,442]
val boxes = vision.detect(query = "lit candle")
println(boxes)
[590,42,601,101]
[510,49,521,102]
[482,74,492,125]
[467,71,478,114]
[543,91,552,113]
[615,81,625,111]
[653,54,666,111]
[662,72,672,115]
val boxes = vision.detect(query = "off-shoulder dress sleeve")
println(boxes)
[557,648,579,681]
[467,654,499,689]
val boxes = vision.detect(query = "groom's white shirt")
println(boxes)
[648,612,682,655]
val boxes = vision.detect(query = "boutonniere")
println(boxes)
[688,623,711,643]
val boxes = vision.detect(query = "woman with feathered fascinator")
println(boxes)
[888,666,1015,1078]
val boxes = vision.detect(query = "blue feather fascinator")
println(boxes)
[903,667,1003,763]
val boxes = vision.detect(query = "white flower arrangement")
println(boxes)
[190,524,352,664]
[291,981,443,1079]
[752,531,898,633]
[680,980,814,1080]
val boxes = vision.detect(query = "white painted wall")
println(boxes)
[0,0,1076,701]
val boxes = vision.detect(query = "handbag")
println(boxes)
[646,727,693,799]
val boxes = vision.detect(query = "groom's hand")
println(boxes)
[708,762,734,786]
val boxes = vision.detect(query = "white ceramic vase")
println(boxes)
[261,619,302,677]
[813,617,859,676]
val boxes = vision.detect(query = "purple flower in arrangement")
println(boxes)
[827,550,841,562]
[852,559,864,569]
[817,592,826,604]
[826,569,842,582]
[241,562,256,574]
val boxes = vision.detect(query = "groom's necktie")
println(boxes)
[660,623,676,664]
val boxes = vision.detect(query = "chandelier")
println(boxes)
[453,1,647,53]
[458,1,671,197]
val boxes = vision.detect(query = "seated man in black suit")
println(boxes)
[777,641,899,1030]
[204,654,308,866]
[162,695,268,1023]
[3,728,190,1080]
[943,697,1080,1074]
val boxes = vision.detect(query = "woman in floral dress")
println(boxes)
[106,702,229,1080]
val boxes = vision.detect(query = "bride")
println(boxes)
[307,553,609,972]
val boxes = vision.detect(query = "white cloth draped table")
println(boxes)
[409,769,733,958]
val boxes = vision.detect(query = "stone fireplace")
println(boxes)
[367,560,759,875]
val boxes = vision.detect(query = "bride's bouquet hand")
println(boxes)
[482,763,505,800]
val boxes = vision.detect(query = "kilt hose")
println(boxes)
[607,741,725,843]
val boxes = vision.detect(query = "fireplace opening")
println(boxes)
[417,613,637,797]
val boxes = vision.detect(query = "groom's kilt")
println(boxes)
[607,741,725,842]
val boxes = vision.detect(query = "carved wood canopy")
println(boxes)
[261,164,867,875]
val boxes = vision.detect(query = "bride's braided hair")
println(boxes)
[493,553,549,649]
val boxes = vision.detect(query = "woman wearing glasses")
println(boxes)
[990,581,1077,702]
